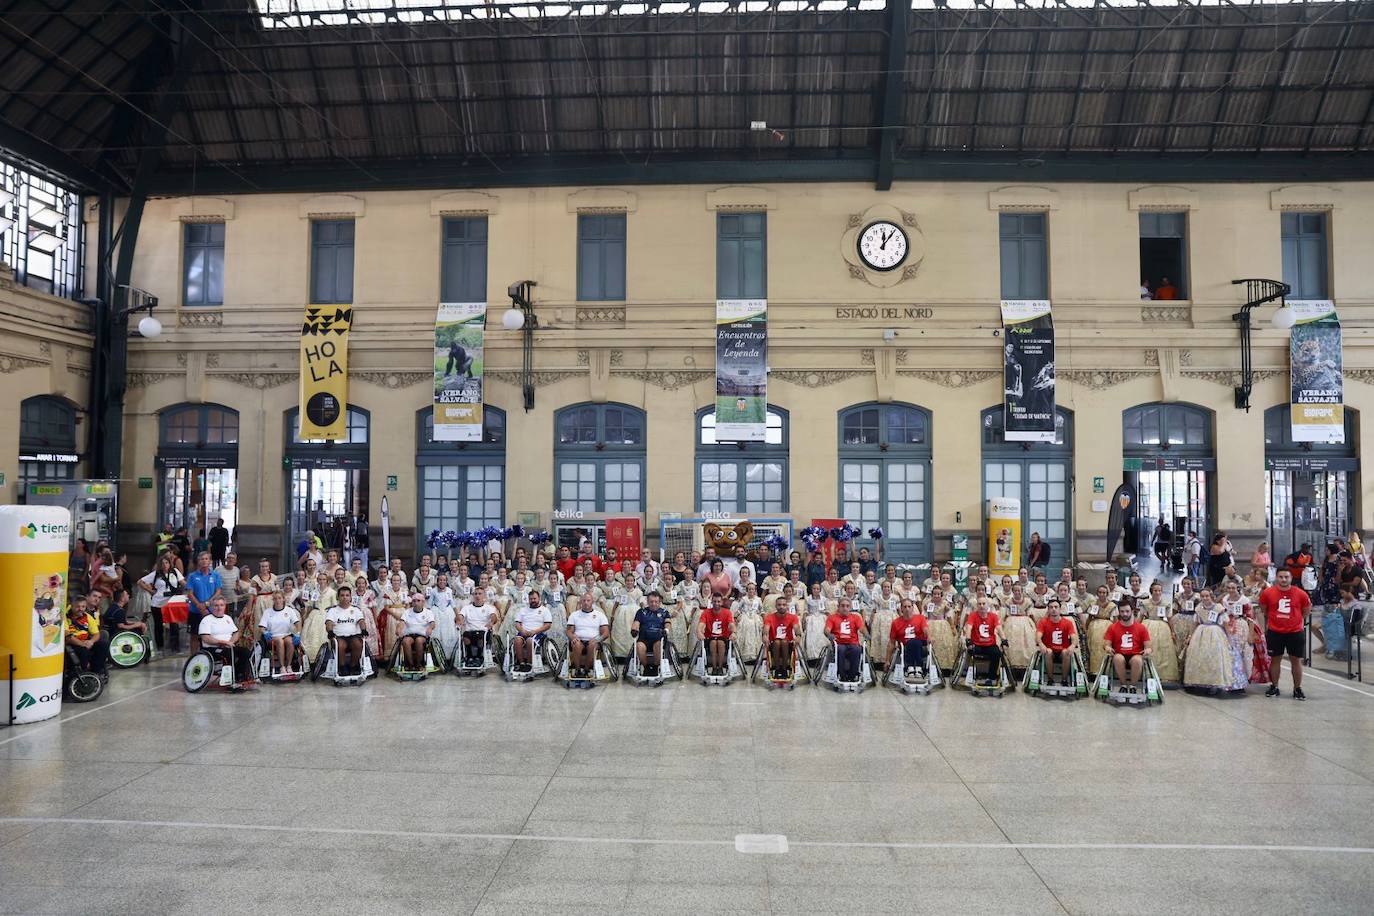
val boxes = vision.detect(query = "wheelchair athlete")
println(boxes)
[762,594,801,681]
[1105,601,1152,694]
[888,597,930,680]
[1035,598,1079,686]
[512,590,553,673]
[259,592,302,674]
[66,593,110,678]
[458,585,501,673]
[324,586,367,677]
[962,599,1007,686]
[824,597,868,683]
[566,591,610,686]
[696,592,735,677]
[381,593,437,675]
[631,591,672,676]
[198,596,253,690]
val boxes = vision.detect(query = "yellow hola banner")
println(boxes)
[0,505,69,724]
[987,497,1022,575]
[299,305,352,440]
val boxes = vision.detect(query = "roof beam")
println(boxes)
[0,119,108,190]
[874,0,909,190]
[1303,10,1357,154]
[1253,6,1307,153]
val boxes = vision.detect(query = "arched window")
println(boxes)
[283,406,371,566]
[1264,404,1359,559]
[838,402,932,563]
[156,403,240,535]
[416,406,506,532]
[554,403,645,512]
[695,405,788,513]
[19,396,79,484]
[982,406,1074,565]
[1122,402,1215,555]
[289,407,368,446]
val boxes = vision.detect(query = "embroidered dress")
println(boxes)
[1139,599,1180,685]
[1084,601,1117,673]
[1002,601,1038,669]
[1183,603,1234,690]
[925,599,960,672]
[732,596,764,661]
[869,594,900,668]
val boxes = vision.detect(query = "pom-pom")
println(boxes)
[508,524,525,539]
[499,526,513,541]
[528,530,551,546]
[867,526,884,540]
[426,529,442,549]
[829,526,853,543]
[763,534,789,552]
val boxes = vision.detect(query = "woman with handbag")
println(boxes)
[138,553,184,652]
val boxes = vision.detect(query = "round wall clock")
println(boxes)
[857,220,908,272]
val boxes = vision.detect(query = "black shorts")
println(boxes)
[705,636,729,648]
[1266,629,1305,658]
[637,633,663,647]
[402,633,429,644]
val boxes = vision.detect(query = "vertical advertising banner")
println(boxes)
[1289,300,1344,444]
[605,517,643,556]
[0,505,69,724]
[986,497,1022,575]
[1000,300,1055,442]
[433,302,486,442]
[715,299,768,442]
[299,305,352,440]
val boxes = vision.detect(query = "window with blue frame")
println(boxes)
[999,212,1048,300]
[311,219,355,304]
[1281,211,1329,300]
[417,406,506,532]
[717,211,766,299]
[183,222,225,306]
[577,213,626,301]
[441,217,488,302]
[696,406,788,513]
[555,403,646,512]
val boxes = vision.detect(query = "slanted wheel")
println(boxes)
[65,671,104,703]
[541,639,563,673]
[182,651,214,693]
[310,645,332,683]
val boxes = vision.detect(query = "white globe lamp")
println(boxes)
[137,315,163,338]
[1271,305,1297,330]
[501,307,525,331]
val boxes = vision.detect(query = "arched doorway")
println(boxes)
[156,403,239,535]
[982,406,1074,565]
[837,402,932,563]
[284,406,370,563]
[1265,405,1359,559]
[1122,402,1214,555]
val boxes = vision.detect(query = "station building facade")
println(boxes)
[6,179,1371,569]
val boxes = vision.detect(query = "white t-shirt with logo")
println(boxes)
[516,606,553,634]
[401,607,436,636]
[325,605,365,637]
[261,607,300,638]
[140,569,182,608]
[569,609,609,640]
[460,603,498,632]
[198,613,238,642]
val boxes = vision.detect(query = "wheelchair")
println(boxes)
[453,630,502,677]
[256,636,310,684]
[1093,653,1164,707]
[64,646,106,703]
[183,643,261,693]
[108,629,153,668]
[815,641,874,693]
[1021,647,1089,700]
[623,637,683,687]
[556,638,618,688]
[884,642,943,695]
[389,633,448,681]
[950,643,1016,697]
[503,633,562,683]
[749,641,811,690]
[689,637,746,686]
[310,635,376,687]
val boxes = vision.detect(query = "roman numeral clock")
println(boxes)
[840,205,926,289]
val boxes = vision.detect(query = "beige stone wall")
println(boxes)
[113,180,1374,562]
[0,264,93,502]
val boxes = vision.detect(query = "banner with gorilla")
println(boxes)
[1000,300,1055,443]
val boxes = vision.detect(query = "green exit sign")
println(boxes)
[138,477,154,489]
[1122,458,1143,472]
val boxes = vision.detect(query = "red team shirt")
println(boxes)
[1037,617,1076,651]
[763,612,800,642]
[889,615,929,643]
[1105,620,1150,655]
[1258,585,1311,634]
[967,611,1000,647]
[825,612,864,645]
[700,607,734,639]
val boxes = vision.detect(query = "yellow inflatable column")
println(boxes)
[0,505,70,723]
[986,497,1022,576]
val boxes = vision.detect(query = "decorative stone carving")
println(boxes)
[771,369,869,387]
[566,188,637,213]
[847,213,862,229]
[1181,369,1285,387]
[861,348,908,365]
[38,341,51,354]
[179,309,223,327]
[895,369,999,388]
[216,372,295,389]
[0,353,48,373]
[486,370,584,387]
[353,371,431,389]
[576,307,626,326]
[1144,349,1159,366]
[705,186,776,212]
[1141,306,1189,323]
[127,372,181,388]
[1060,369,1154,390]
[430,190,500,216]
[298,194,365,219]
[615,369,711,390]
[988,186,1060,212]
[901,210,918,227]
[840,204,926,289]
[1343,369,1374,385]
[576,349,624,367]
[848,264,866,280]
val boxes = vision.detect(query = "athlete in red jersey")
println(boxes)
[762,595,800,680]
[1104,602,1151,692]
[825,597,868,682]
[697,593,735,676]
[1035,598,1078,685]
[888,598,930,678]
[962,600,1006,684]
[1259,569,1313,700]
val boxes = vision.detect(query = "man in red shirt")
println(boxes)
[697,593,735,676]
[555,545,578,582]
[1260,569,1313,700]
[825,597,867,682]
[1104,602,1151,693]
[762,595,800,680]
[888,597,929,679]
[962,600,1005,685]
[1035,598,1078,686]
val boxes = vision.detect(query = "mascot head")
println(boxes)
[704,520,755,558]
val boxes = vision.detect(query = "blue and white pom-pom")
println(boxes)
[528,530,551,546]
[426,529,442,549]
[867,526,884,541]
[763,533,789,553]
[508,523,525,539]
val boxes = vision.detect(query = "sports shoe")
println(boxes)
[1292,687,1306,701]
[1266,685,1280,697]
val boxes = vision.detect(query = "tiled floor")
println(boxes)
[2,655,1372,915]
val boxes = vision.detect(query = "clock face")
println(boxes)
[857,220,908,272]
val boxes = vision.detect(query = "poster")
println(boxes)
[0,505,68,724]
[986,497,1021,574]
[1289,300,1343,444]
[1000,300,1055,442]
[605,517,642,557]
[299,305,352,440]
[433,302,486,442]
[715,299,768,442]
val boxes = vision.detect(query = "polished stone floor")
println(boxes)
[2,655,1373,916]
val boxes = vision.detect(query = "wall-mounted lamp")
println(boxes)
[504,280,538,411]
[1230,277,1291,411]
[120,285,163,339]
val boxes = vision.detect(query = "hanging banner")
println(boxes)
[986,497,1022,575]
[299,305,352,440]
[380,495,391,569]
[1289,300,1343,444]
[715,299,768,442]
[433,302,486,442]
[605,517,643,557]
[1000,300,1055,442]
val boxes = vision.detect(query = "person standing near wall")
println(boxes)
[1260,569,1311,701]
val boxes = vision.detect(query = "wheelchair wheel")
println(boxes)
[311,644,332,682]
[65,671,104,703]
[540,639,564,672]
[182,651,215,693]
[108,631,148,668]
